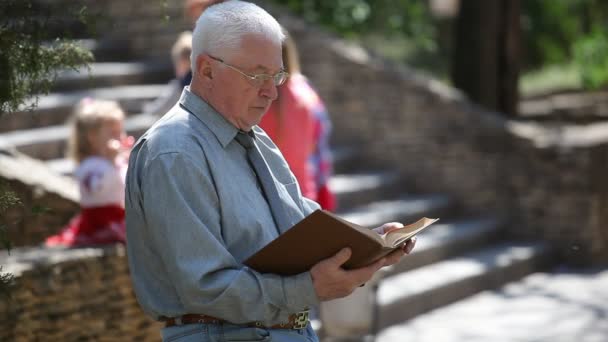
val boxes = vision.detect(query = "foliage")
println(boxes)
[269,0,439,52]
[0,0,93,298]
[521,0,608,70]
[270,0,608,82]
[0,182,20,298]
[0,269,14,299]
[519,62,581,96]
[573,28,608,89]
[0,0,94,113]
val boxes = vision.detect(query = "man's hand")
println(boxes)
[311,248,385,301]
[311,222,418,301]
[374,222,417,267]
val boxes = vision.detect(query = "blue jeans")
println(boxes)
[161,322,319,342]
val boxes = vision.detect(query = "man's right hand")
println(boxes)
[310,248,385,301]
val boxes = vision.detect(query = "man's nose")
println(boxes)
[259,80,278,100]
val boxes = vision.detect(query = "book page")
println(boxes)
[382,217,439,247]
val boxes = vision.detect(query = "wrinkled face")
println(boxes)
[203,34,283,131]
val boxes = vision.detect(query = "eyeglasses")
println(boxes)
[209,55,289,87]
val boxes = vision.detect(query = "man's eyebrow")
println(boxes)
[252,64,285,72]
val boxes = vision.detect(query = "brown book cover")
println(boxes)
[244,209,438,276]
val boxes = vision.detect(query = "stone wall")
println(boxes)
[263,3,608,264]
[0,149,80,247]
[0,246,162,341]
[61,0,191,61]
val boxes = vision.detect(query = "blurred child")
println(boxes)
[45,98,134,247]
[143,31,193,117]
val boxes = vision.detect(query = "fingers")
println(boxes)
[384,248,406,266]
[404,236,417,254]
[326,248,352,268]
[381,236,418,267]
[347,257,385,286]
[311,248,360,301]
[374,222,404,234]
[312,238,419,301]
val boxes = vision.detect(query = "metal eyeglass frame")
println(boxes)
[208,55,289,87]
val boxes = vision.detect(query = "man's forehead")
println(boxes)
[233,34,283,70]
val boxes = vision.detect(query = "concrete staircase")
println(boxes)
[0,36,554,341]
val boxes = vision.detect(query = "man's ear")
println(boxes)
[196,54,214,81]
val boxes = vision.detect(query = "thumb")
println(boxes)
[377,222,404,234]
[328,247,352,267]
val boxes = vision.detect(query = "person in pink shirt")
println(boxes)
[259,30,336,211]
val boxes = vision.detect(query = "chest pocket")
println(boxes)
[274,180,306,232]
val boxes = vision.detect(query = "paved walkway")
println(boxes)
[376,266,608,342]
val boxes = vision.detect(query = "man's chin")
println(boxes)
[249,107,268,120]
[251,106,268,113]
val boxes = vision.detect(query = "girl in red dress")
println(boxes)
[45,99,133,247]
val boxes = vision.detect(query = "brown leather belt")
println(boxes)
[163,311,309,330]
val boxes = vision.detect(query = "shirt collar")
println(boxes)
[178,86,240,148]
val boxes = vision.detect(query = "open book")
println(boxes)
[244,209,439,276]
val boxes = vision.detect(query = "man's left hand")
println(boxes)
[373,222,417,267]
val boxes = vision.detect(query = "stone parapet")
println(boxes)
[0,149,79,247]
[0,246,162,341]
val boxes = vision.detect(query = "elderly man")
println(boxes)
[125,1,415,341]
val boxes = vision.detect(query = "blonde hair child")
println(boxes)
[46,98,133,247]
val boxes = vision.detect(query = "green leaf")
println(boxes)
[31,205,52,215]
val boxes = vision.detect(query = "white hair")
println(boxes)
[191,0,285,73]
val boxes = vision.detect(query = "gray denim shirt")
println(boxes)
[125,88,320,326]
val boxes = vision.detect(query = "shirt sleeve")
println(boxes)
[140,151,319,323]
[301,197,321,216]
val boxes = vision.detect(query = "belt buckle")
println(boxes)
[293,310,309,329]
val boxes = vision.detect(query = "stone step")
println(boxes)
[0,148,79,247]
[375,241,552,331]
[43,158,76,175]
[0,193,456,268]
[44,156,402,211]
[1,116,363,178]
[0,113,158,160]
[0,149,78,204]
[374,266,608,342]
[338,194,453,229]
[382,217,504,276]
[331,145,363,174]
[315,216,503,341]
[70,38,133,62]
[331,171,402,210]
[0,84,167,133]
[52,61,173,92]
